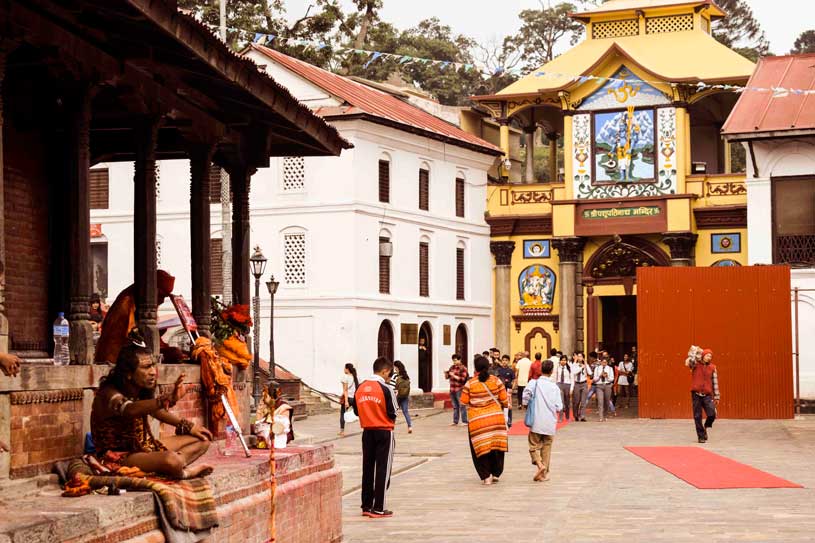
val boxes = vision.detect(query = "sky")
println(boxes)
[283,0,811,56]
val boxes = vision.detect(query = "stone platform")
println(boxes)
[0,443,342,543]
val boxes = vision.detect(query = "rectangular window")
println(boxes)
[379,237,391,294]
[419,169,429,211]
[209,165,223,203]
[379,160,390,203]
[456,248,465,300]
[210,238,224,294]
[774,177,815,266]
[90,242,108,299]
[455,178,465,218]
[282,156,305,191]
[419,242,429,297]
[284,232,307,285]
[89,168,109,210]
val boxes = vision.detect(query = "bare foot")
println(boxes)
[491,476,499,484]
[338,431,345,437]
[408,428,413,434]
[482,478,492,485]
[533,465,546,482]
[183,464,214,479]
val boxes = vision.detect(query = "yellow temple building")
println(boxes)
[472,0,754,359]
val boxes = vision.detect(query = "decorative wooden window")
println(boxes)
[455,178,465,218]
[456,247,465,300]
[419,242,429,297]
[419,168,430,211]
[89,168,109,209]
[284,232,307,285]
[210,238,224,294]
[646,14,693,34]
[282,156,305,191]
[379,236,391,294]
[701,17,711,34]
[592,19,638,39]
[209,165,223,203]
[379,160,390,203]
[773,177,815,267]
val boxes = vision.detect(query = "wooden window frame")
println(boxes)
[771,175,815,266]
[456,247,465,300]
[379,160,390,203]
[89,168,109,210]
[455,177,465,218]
[210,238,224,295]
[419,168,430,211]
[419,241,429,297]
[208,164,222,203]
[379,236,391,294]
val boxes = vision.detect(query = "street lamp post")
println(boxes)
[249,247,267,414]
[265,275,280,380]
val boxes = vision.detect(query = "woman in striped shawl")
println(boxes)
[461,355,509,485]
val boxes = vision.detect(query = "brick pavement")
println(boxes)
[298,408,815,542]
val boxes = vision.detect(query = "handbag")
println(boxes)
[524,380,537,427]
[343,409,358,424]
[482,380,509,428]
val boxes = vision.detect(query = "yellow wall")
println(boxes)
[695,229,749,267]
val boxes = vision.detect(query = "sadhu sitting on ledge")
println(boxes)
[91,342,214,479]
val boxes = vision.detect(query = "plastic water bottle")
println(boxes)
[53,312,70,366]
[223,424,236,455]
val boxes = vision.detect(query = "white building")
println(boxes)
[723,54,815,402]
[90,46,501,395]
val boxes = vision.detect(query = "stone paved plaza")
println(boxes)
[296,408,815,542]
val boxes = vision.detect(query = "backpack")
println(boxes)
[396,377,411,400]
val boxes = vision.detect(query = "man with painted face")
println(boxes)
[90,343,214,479]
[686,347,720,443]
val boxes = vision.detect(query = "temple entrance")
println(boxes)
[418,322,433,392]
[600,296,637,361]
[525,327,552,359]
[377,320,394,363]
[455,323,468,370]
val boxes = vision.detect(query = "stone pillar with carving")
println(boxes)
[190,144,216,336]
[134,117,162,355]
[490,241,515,357]
[523,126,536,184]
[662,232,698,267]
[547,133,559,183]
[230,165,253,305]
[552,237,585,355]
[66,85,96,364]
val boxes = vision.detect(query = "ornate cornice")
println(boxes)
[552,237,586,263]
[10,389,84,405]
[693,205,747,229]
[662,232,698,260]
[511,190,554,205]
[490,241,516,266]
[486,215,553,237]
[512,314,560,333]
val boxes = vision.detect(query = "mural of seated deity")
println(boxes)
[519,265,557,316]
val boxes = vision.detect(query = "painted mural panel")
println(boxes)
[519,265,556,315]
[578,67,670,111]
[656,107,678,193]
[594,107,655,183]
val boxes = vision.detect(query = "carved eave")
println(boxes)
[693,205,747,229]
[486,214,554,237]
[512,314,560,333]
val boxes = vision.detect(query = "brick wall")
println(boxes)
[9,389,85,478]
[4,123,51,351]
[158,383,208,439]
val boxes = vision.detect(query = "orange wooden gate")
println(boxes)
[637,265,793,419]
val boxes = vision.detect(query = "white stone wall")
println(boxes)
[92,118,495,395]
[744,138,815,400]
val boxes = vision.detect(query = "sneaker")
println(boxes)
[367,510,394,518]
[362,508,371,516]
[408,427,413,434]
[449,422,459,426]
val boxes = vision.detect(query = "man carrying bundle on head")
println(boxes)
[685,346,720,443]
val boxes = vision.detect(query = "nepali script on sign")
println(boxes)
[582,206,661,220]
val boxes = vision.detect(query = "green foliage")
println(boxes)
[509,2,584,71]
[791,30,815,54]
[712,0,770,61]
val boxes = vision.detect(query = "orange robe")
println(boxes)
[194,335,249,429]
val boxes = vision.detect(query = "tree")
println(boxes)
[712,0,770,61]
[509,1,584,71]
[791,30,815,54]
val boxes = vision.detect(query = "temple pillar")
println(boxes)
[662,232,698,267]
[585,282,598,355]
[490,241,515,356]
[523,126,536,183]
[547,133,559,183]
[230,165,253,305]
[66,84,95,364]
[552,237,585,355]
[0,48,8,352]
[190,145,216,336]
[134,117,162,355]
[498,118,511,180]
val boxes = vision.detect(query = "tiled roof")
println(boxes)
[250,45,502,155]
[722,54,815,137]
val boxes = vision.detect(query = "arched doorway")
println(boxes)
[524,327,552,360]
[377,320,394,363]
[455,323,468,371]
[418,322,433,392]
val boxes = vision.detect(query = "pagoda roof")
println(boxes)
[479,30,754,100]
[570,0,726,21]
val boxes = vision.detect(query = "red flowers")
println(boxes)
[221,304,252,328]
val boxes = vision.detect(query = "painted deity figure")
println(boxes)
[521,266,554,307]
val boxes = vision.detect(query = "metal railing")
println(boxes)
[777,235,815,268]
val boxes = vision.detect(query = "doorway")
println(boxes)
[601,296,637,361]
[418,322,433,392]
[377,320,394,363]
[455,323,468,371]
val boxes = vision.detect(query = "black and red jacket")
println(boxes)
[353,375,397,430]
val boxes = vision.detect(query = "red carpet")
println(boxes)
[508,417,570,436]
[625,446,804,489]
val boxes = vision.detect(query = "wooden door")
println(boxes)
[455,324,468,371]
[377,320,394,363]
[418,322,433,392]
[637,266,793,419]
[524,327,551,360]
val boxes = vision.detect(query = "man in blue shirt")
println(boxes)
[522,360,563,482]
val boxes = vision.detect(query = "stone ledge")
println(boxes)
[0,443,339,543]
